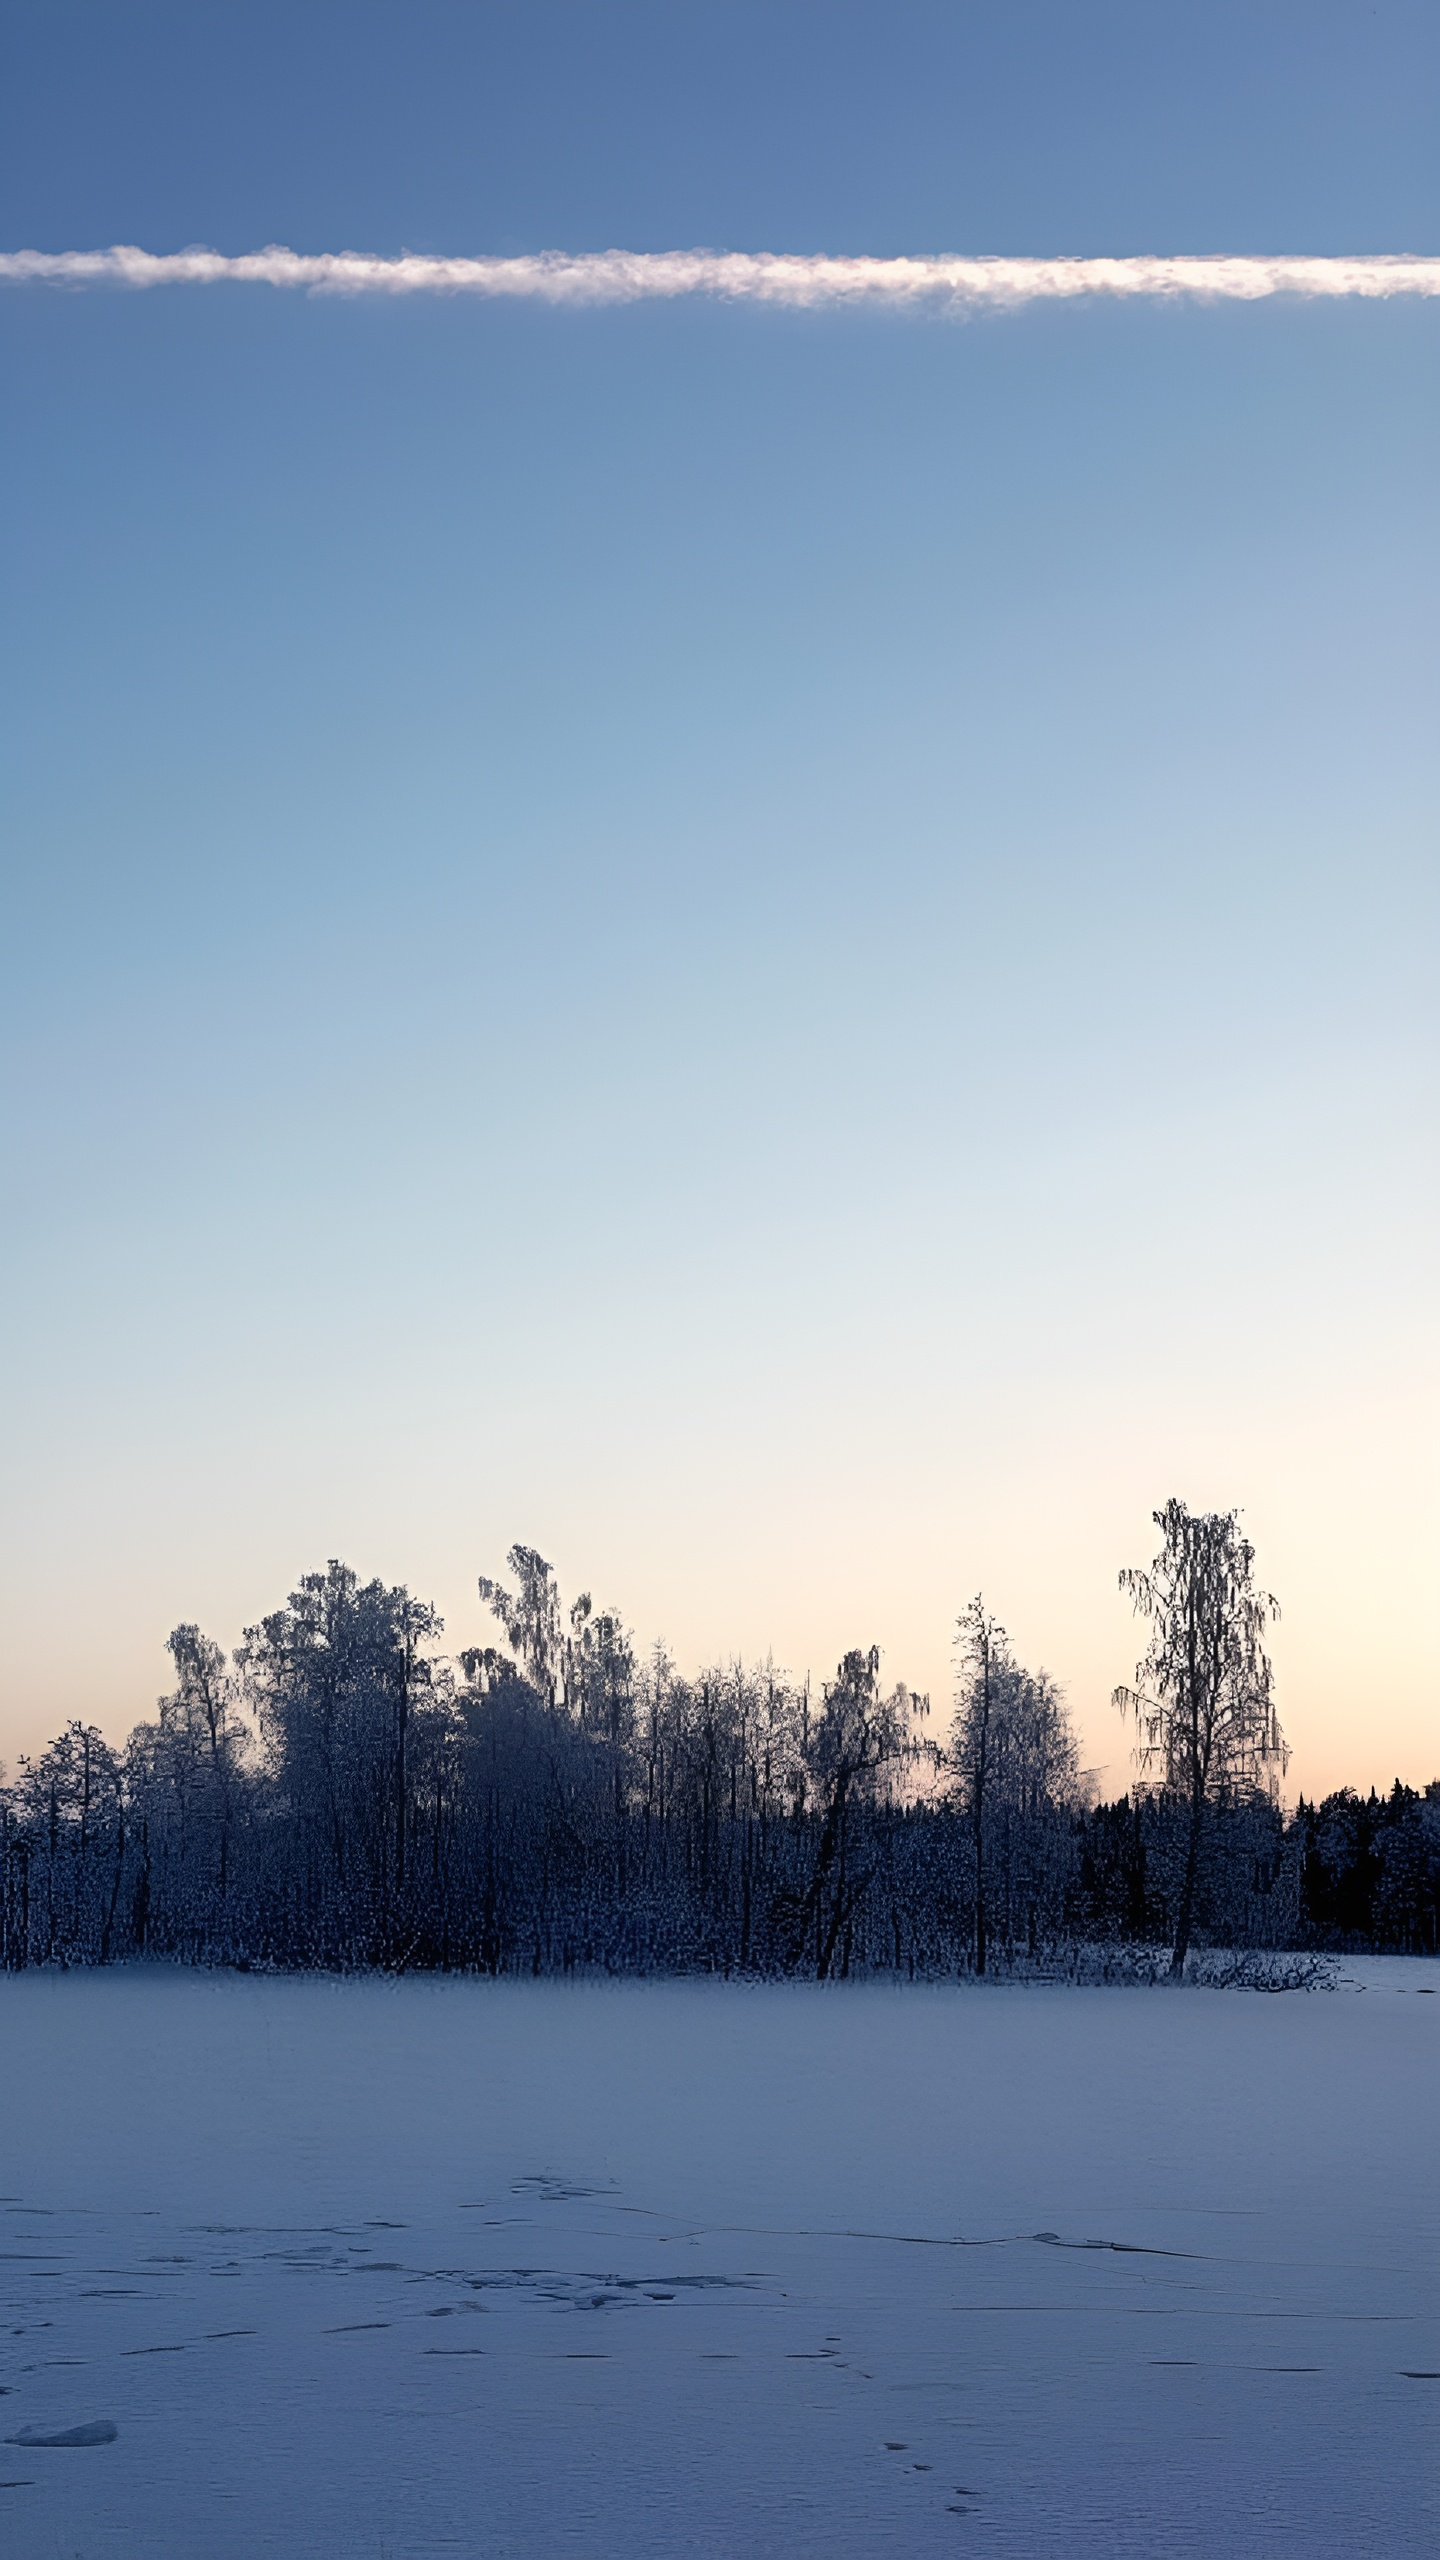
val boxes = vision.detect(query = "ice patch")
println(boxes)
[5,2420,117,2447]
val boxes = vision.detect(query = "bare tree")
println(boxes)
[163,1626,243,1905]
[951,1598,1008,1975]
[986,1667,1081,1960]
[391,1594,440,1898]
[1115,1499,1286,1977]
[787,1648,923,1979]
[11,1525,1431,1980]
[237,1562,440,1950]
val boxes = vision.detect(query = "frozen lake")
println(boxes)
[1,1965,1436,2557]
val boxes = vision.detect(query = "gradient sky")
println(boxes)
[1,1,1436,1799]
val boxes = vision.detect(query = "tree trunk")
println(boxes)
[100,1805,126,1964]
[395,1653,410,1897]
[1170,1787,1206,1977]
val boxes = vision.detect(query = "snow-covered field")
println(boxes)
[1,1966,1435,2558]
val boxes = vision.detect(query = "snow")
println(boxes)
[1,1963,1435,2556]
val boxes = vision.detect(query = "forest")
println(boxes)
[2,1525,1436,1978]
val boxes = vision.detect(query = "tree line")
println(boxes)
[2,1505,1436,1977]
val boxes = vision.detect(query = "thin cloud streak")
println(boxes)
[4,246,1440,307]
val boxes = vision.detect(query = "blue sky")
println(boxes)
[1,2,1436,1792]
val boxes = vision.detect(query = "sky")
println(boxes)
[1,0,1436,1800]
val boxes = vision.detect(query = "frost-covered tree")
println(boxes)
[477,1547,570,1711]
[157,1625,246,1906]
[236,1562,441,1958]
[20,1526,1428,1980]
[1115,1500,1286,1976]
[986,1668,1081,1958]
[10,1721,125,1962]
[951,1599,1007,1975]
[784,1648,926,1979]
[952,1603,1079,1970]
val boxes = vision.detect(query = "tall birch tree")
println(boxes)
[1115,1500,1285,1976]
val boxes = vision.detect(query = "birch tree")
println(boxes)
[951,1598,1008,1975]
[1115,1499,1285,1976]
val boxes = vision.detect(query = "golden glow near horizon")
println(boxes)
[2,1382,1434,1804]
[3,41,1434,1809]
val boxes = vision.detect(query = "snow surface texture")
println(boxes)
[1,1966,1435,2558]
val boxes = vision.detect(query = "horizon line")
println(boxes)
[4,246,1440,307]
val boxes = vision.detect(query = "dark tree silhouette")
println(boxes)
[1115,1500,1286,1976]
[951,1599,1007,1976]
[3,1523,1427,1980]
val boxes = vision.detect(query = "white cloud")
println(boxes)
[3,246,1440,307]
